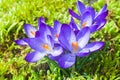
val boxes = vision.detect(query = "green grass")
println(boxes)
[0,0,120,80]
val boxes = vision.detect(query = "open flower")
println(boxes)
[24,37,63,62]
[57,24,104,68]
[69,1,108,32]
[23,31,63,62]
[15,17,45,45]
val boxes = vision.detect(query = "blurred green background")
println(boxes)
[0,0,120,79]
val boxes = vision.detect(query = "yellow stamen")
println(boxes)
[42,44,50,51]
[82,22,87,28]
[30,31,35,36]
[54,34,59,38]
[72,42,78,51]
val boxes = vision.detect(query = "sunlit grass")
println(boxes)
[0,0,120,79]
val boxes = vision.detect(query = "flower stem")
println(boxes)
[71,64,75,77]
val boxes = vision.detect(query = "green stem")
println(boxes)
[71,64,75,77]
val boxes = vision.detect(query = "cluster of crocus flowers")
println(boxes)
[15,1,108,68]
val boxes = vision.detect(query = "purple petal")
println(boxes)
[24,24,37,38]
[58,24,76,51]
[95,10,108,21]
[53,20,61,33]
[50,46,63,56]
[74,30,79,35]
[38,17,45,30]
[37,22,51,38]
[69,17,79,30]
[76,48,90,57]
[68,8,81,20]
[77,1,86,15]
[51,20,62,41]
[96,19,107,30]
[58,54,76,68]
[24,37,51,52]
[48,54,62,62]
[84,42,105,52]
[81,11,93,27]
[38,17,45,23]
[14,39,28,46]
[88,25,99,33]
[76,27,90,48]
[25,51,46,62]
[98,4,107,15]
[86,6,95,19]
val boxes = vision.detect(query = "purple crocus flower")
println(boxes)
[50,20,62,43]
[57,24,104,68]
[15,24,37,45]
[23,30,63,62]
[69,1,108,32]
[69,1,108,20]
[15,17,46,45]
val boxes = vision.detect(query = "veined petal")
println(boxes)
[58,24,76,51]
[76,48,90,57]
[50,46,63,56]
[24,24,37,38]
[14,39,28,46]
[68,8,81,20]
[58,54,76,68]
[76,27,90,48]
[84,42,104,52]
[77,1,85,15]
[81,11,93,28]
[25,51,46,62]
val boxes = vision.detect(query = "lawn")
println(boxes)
[0,0,120,80]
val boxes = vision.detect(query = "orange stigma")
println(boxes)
[54,34,59,38]
[30,31,35,36]
[42,44,50,50]
[82,22,87,28]
[72,42,78,51]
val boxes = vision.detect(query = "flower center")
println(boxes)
[30,31,35,36]
[42,44,50,51]
[72,42,78,52]
[82,22,87,28]
[54,34,59,38]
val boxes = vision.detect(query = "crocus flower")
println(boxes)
[57,24,104,68]
[15,17,47,45]
[50,20,62,43]
[23,27,63,62]
[69,1,108,20]
[15,24,37,45]
[68,1,108,32]
[69,16,98,33]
